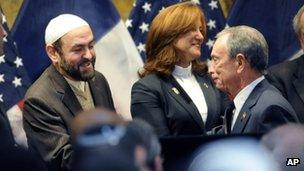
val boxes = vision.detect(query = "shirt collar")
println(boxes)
[172,64,192,78]
[64,77,86,92]
[233,76,265,112]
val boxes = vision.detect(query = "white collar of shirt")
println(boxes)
[172,63,208,123]
[64,77,86,92]
[232,76,265,128]
[172,64,192,78]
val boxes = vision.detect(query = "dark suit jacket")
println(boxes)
[131,73,228,137]
[0,103,47,170]
[0,104,15,146]
[23,65,115,171]
[266,56,304,122]
[222,79,298,134]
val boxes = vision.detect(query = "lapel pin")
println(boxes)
[172,87,180,95]
[203,83,208,88]
[241,112,247,122]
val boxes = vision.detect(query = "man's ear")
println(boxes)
[299,33,304,50]
[235,53,246,74]
[45,44,60,63]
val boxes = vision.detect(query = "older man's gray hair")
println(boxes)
[293,5,304,37]
[216,25,269,73]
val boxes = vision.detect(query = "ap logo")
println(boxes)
[286,158,300,166]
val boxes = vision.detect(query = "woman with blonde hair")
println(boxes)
[131,1,228,136]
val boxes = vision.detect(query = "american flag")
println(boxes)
[0,10,30,146]
[127,0,226,61]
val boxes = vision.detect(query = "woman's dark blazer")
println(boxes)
[131,73,228,136]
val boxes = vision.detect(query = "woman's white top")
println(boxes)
[172,64,208,123]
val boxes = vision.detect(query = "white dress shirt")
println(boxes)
[172,64,208,123]
[231,76,265,129]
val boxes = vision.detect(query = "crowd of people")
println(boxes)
[1,1,304,171]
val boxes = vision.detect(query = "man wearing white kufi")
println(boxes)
[23,14,115,170]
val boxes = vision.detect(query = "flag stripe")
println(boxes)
[95,19,143,119]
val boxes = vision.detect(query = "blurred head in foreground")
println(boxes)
[188,138,280,171]
[261,123,304,171]
[72,108,162,171]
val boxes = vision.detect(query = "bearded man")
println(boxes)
[22,14,115,171]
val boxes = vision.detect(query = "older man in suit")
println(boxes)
[209,25,298,134]
[266,5,304,123]
[23,14,115,171]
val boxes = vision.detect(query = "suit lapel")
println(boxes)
[88,76,103,107]
[232,110,251,133]
[49,65,82,116]
[195,75,217,127]
[62,90,82,116]
[231,80,267,133]
[293,79,304,105]
[165,76,204,129]
[293,57,304,105]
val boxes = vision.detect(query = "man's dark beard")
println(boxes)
[59,56,96,81]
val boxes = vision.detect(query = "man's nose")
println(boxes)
[208,62,215,74]
[83,47,94,59]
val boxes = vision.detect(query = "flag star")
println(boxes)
[0,55,5,64]
[191,0,200,5]
[142,2,151,13]
[139,22,149,33]
[206,39,215,49]
[137,42,146,53]
[0,94,3,102]
[14,56,23,68]
[3,36,7,42]
[207,19,216,30]
[125,19,133,28]
[133,2,136,7]
[159,6,165,13]
[1,14,6,24]
[0,74,4,83]
[12,77,22,88]
[209,0,218,10]
[13,42,19,51]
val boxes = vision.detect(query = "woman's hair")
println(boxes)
[139,1,208,78]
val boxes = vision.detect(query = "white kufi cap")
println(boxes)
[45,14,89,45]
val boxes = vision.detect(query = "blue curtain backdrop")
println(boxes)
[227,0,304,66]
